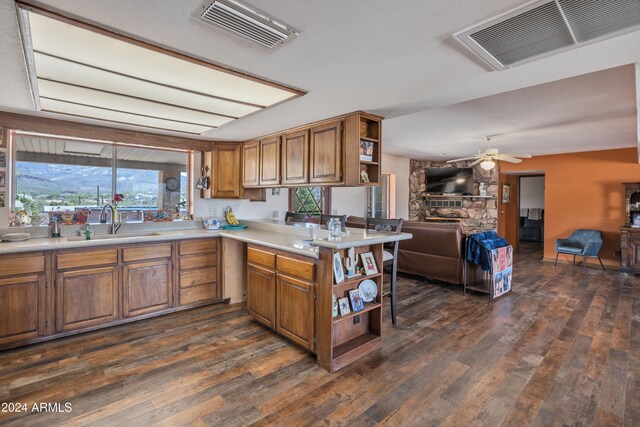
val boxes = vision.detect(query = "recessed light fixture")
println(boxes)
[16,4,304,135]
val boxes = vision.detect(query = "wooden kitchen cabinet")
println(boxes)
[260,136,281,186]
[246,244,316,350]
[122,259,172,318]
[281,129,309,185]
[202,143,242,198]
[55,266,119,332]
[0,270,47,347]
[242,140,260,187]
[247,264,277,329]
[309,120,343,184]
[178,239,220,306]
[276,274,315,350]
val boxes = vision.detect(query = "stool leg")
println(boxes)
[554,252,559,267]
[391,261,398,326]
[583,256,587,273]
[573,255,576,265]
[598,256,605,271]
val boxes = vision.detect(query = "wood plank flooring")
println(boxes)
[0,242,638,426]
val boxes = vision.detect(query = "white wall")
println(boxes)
[520,176,545,209]
[382,153,410,219]
[331,187,366,217]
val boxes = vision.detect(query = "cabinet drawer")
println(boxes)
[179,253,217,270]
[277,255,315,282]
[179,239,217,256]
[247,246,276,269]
[0,253,45,277]
[179,267,217,289]
[57,249,118,270]
[179,283,219,306]
[123,243,172,262]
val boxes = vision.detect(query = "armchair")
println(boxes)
[554,229,604,272]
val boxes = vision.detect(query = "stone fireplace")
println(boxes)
[409,160,498,234]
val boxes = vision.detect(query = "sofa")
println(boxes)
[345,217,466,285]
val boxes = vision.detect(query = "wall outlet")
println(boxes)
[212,207,218,217]
[272,210,279,219]
[333,209,338,214]
[353,315,360,325]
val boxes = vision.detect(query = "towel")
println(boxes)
[528,208,542,220]
[520,209,528,217]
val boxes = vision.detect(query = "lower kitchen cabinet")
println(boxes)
[246,244,316,350]
[55,266,119,332]
[276,274,315,350]
[0,274,47,346]
[123,259,172,318]
[247,264,277,328]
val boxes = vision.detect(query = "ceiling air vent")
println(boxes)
[455,0,640,70]
[200,0,298,48]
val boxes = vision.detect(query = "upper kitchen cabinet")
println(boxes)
[281,129,310,185]
[343,112,382,186]
[260,136,281,186]
[309,120,343,184]
[202,143,242,199]
[242,141,260,188]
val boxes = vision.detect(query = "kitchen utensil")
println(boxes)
[358,279,378,303]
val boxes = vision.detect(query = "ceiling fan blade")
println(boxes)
[446,156,482,163]
[469,158,484,166]
[498,156,523,163]
[497,153,532,159]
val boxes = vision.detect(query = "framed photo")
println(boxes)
[333,252,345,284]
[0,171,5,188]
[0,128,5,149]
[348,289,364,312]
[360,252,378,275]
[360,169,370,183]
[338,297,351,316]
[633,213,640,226]
[359,139,373,162]
[501,183,511,204]
[0,152,5,168]
[332,295,339,318]
[0,192,5,208]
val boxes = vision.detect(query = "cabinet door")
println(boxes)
[56,266,118,332]
[310,120,342,184]
[0,275,46,346]
[212,143,241,198]
[276,274,315,350]
[123,259,172,318]
[247,264,276,329]
[242,141,260,187]
[260,136,281,186]
[281,129,309,185]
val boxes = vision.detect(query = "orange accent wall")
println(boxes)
[499,147,640,267]
[498,174,520,252]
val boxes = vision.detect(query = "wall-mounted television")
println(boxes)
[426,168,474,195]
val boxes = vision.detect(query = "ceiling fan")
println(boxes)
[446,137,531,170]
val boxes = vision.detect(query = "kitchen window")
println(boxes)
[289,187,331,217]
[12,132,191,224]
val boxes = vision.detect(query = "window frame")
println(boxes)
[9,130,194,221]
[288,187,331,217]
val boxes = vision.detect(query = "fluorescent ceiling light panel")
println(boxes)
[19,7,303,135]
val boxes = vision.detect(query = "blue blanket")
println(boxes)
[467,232,507,271]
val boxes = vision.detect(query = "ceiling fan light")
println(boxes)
[480,159,496,170]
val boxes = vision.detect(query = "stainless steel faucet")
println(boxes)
[100,204,121,234]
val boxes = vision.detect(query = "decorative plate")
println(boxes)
[358,279,378,303]
[1,233,31,242]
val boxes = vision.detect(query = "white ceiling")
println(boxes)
[1,0,639,158]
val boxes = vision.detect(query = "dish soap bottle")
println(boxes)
[85,223,91,240]
[51,219,61,238]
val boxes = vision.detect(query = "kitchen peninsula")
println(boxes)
[0,220,410,372]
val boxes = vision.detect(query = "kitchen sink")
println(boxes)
[67,232,163,242]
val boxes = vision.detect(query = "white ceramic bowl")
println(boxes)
[202,217,222,230]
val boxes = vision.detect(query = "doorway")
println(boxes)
[518,175,545,257]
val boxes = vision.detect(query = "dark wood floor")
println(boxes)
[1,242,638,426]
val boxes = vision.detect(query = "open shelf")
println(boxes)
[335,272,381,287]
[332,332,381,370]
[333,302,381,323]
[359,136,379,143]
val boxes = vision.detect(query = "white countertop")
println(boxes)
[0,220,412,258]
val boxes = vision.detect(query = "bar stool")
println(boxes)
[365,217,404,325]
